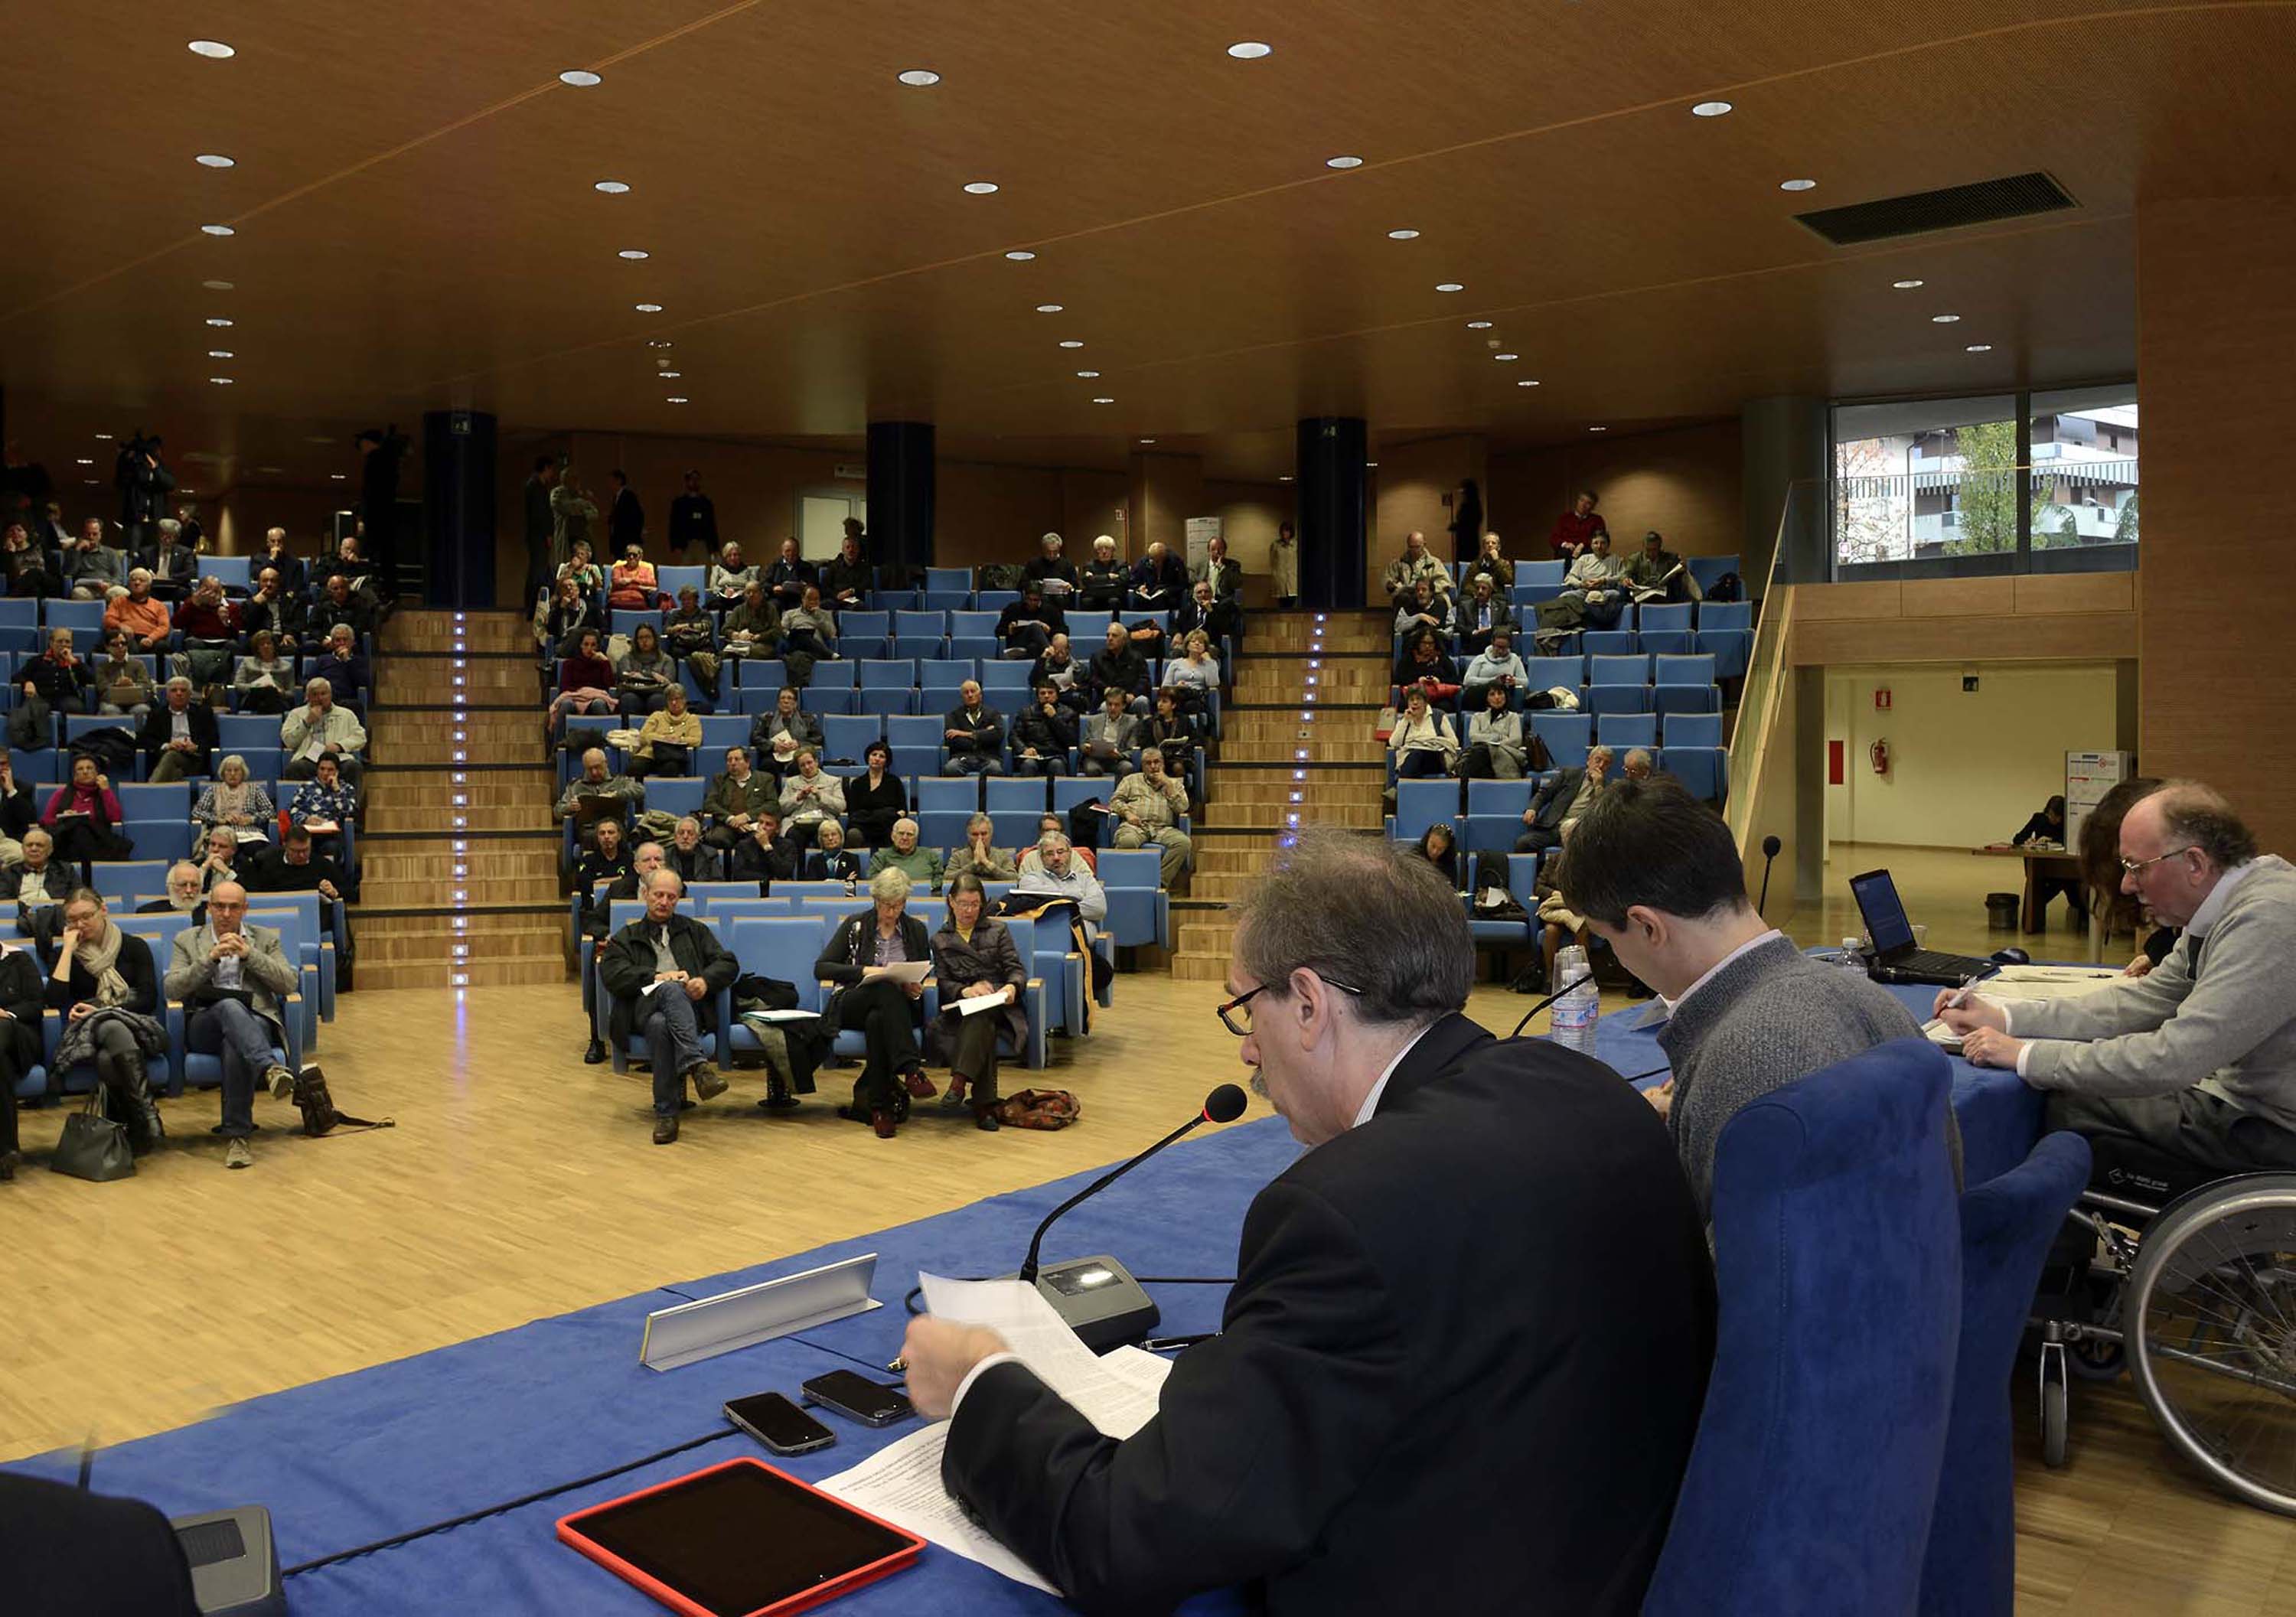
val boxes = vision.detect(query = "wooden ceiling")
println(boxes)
[4,0,2291,491]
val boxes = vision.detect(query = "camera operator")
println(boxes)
[114,433,174,562]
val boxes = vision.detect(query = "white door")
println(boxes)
[798,492,866,561]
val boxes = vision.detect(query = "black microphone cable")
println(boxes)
[1507,973,1594,1040]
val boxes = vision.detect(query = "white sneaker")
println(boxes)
[226,1139,254,1170]
[266,1066,296,1101]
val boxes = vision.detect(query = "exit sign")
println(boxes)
[834,462,866,480]
[1874,688,1891,710]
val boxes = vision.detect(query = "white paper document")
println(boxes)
[818,1276,1174,1593]
[952,993,1006,1018]
[1926,965,2122,1050]
[739,1008,820,1024]
[872,959,931,985]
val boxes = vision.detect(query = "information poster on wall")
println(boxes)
[2065,751,2132,850]
[1184,516,1221,574]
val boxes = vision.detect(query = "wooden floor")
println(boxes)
[3,842,2291,1612]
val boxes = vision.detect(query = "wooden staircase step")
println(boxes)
[361,875,564,908]
[360,957,568,990]
[383,612,533,654]
[1208,777,1384,807]
[364,774,557,810]
[364,803,556,832]
[358,843,561,882]
[372,660,540,697]
[1195,800,1384,830]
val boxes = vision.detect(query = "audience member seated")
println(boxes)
[41,755,130,866]
[748,685,823,780]
[553,628,618,732]
[1086,622,1150,713]
[779,585,839,664]
[43,888,166,1155]
[662,587,720,701]
[1456,574,1513,656]
[1017,814,1095,875]
[197,825,253,895]
[816,868,933,1139]
[708,541,758,606]
[2077,776,2177,973]
[24,628,94,716]
[942,680,1006,778]
[1010,832,1107,947]
[1625,529,1700,603]
[1012,682,1077,778]
[1392,630,1459,706]
[249,823,354,909]
[1022,532,1079,598]
[1463,531,1514,595]
[1110,748,1192,884]
[2,827,71,938]
[843,739,906,848]
[1381,530,1450,608]
[0,748,35,866]
[314,572,380,642]
[64,522,124,601]
[1547,487,1607,561]
[137,860,207,923]
[765,536,816,611]
[729,810,801,888]
[805,820,865,883]
[869,817,943,893]
[1515,744,1612,856]
[172,576,240,686]
[546,575,603,657]
[1143,690,1199,780]
[286,755,356,861]
[626,683,700,780]
[163,880,301,1171]
[945,814,1017,883]
[281,677,366,787]
[1029,634,1085,711]
[930,872,1026,1133]
[1078,536,1128,610]
[135,676,218,785]
[557,748,645,850]
[1620,748,1654,784]
[1531,825,1587,987]
[1567,779,1945,1218]
[778,749,846,848]
[1159,631,1221,716]
[1408,822,1462,888]
[615,622,677,719]
[1127,541,1186,614]
[232,631,298,716]
[1190,534,1242,601]
[1387,688,1457,781]
[700,745,778,850]
[256,527,305,599]
[148,519,199,597]
[820,529,872,611]
[1393,576,1454,643]
[568,817,635,937]
[1080,687,1140,780]
[607,545,659,610]
[1942,781,2296,1176]
[1534,533,1629,646]
[1461,681,1531,780]
[1172,579,1242,652]
[309,624,370,709]
[194,754,276,839]
[996,583,1066,661]
[104,569,173,654]
[595,843,667,945]
[2,520,57,598]
[91,630,157,719]
[720,580,781,665]
[600,869,736,1146]
[664,817,716,884]
[1460,628,1528,709]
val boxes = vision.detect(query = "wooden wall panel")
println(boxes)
[2015,572,2135,615]
[1786,579,2137,665]
[1486,419,1743,559]
[1897,577,2014,618]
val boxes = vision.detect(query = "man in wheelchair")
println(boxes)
[1939,781,2296,1181]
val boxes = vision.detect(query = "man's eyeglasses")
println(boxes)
[2120,846,2197,877]
[1217,977,1365,1036]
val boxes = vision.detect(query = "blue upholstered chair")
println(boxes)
[1643,1036,1962,1617]
[1919,1130,2092,1617]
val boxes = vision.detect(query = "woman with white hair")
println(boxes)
[814,867,934,1138]
[1078,535,1128,611]
[192,754,276,838]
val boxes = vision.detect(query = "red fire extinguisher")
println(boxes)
[1870,738,1890,776]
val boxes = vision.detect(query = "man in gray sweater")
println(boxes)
[1562,778,1949,1217]
[1944,781,2296,1174]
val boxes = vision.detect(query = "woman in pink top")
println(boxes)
[41,754,130,863]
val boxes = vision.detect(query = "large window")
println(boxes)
[1829,383,2138,576]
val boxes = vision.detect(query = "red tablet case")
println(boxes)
[557,1456,925,1617]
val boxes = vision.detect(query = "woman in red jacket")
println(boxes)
[41,754,132,864]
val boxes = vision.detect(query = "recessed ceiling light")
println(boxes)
[1779,178,1816,191]
[208,377,233,385]
[1691,100,1732,116]
[202,279,233,289]
[205,317,233,327]
[207,349,233,358]
[1965,343,1993,353]
[1388,229,1420,240]
[1466,320,1493,331]
[201,223,235,236]
[667,396,690,403]
[305,435,335,444]
[75,458,93,466]
[83,478,99,486]
[330,472,346,480]
[559,70,602,87]
[1227,41,1272,59]
[195,153,236,169]
[647,339,673,349]
[594,180,631,194]
[1075,370,1100,378]
[1494,353,1519,361]
[1003,249,1035,261]
[618,249,649,260]
[1518,379,1540,386]
[1435,282,1464,293]
[1058,339,1084,349]
[963,181,1000,195]
[1326,155,1363,169]
[1091,396,1115,405]
[1892,279,1925,289]
[634,302,664,312]
[660,370,683,378]
[1139,438,1156,444]
[1366,461,1380,468]
[1035,303,1063,313]
[1931,313,1961,324]
[188,40,235,59]
[94,433,114,441]
[1589,425,1608,432]
[896,68,941,86]
[1277,474,1293,482]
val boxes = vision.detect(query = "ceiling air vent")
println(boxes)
[1794,171,2076,246]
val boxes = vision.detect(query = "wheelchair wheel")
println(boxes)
[2126,1173,2296,1515]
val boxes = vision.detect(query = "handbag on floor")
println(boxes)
[995,1088,1081,1130]
[50,1085,135,1182]
[290,1064,393,1138]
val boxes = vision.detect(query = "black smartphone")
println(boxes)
[799,1371,914,1428]
[722,1391,837,1456]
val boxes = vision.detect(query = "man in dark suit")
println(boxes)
[1513,742,1613,856]
[899,829,1714,1615]
[139,678,219,784]
[607,468,645,554]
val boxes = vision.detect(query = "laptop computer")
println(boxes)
[1848,868,1998,986]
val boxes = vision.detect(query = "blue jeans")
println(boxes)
[190,999,281,1136]
[947,753,1004,776]
[641,988,708,1113]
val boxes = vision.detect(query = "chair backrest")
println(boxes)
[859,658,915,690]
[217,714,280,754]
[1518,561,1567,587]
[91,860,170,902]
[1392,779,1460,844]
[923,568,973,594]
[916,776,980,813]
[1687,555,1740,592]
[1465,778,1531,817]
[1095,849,1160,890]
[892,609,947,636]
[1642,1038,1961,1617]
[732,917,833,1011]
[42,599,103,634]
[696,715,748,755]
[1698,601,1753,634]
[1663,712,1724,748]
[838,611,889,639]
[609,608,665,638]
[984,776,1050,814]
[641,776,707,819]
[658,565,707,599]
[978,660,1032,696]
[1919,1130,2091,1617]
[114,782,191,820]
[1524,656,1583,690]
[886,715,941,748]
[1589,654,1649,686]
[700,896,792,925]
[116,911,196,961]
[1596,713,1658,748]
[1049,777,1104,816]
[819,715,883,765]
[1528,711,1593,758]
[207,555,253,592]
[607,896,693,932]
[1655,654,1717,688]
[1637,601,1694,632]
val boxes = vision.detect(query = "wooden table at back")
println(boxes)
[1970,843,2089,939]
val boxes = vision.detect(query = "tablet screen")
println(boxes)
[564,1459,916,1617]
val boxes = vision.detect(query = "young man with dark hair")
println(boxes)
[1561,777,1947,1218]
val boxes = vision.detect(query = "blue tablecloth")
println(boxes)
[1589,981,2047,1186]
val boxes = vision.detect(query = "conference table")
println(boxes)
[8,990,2040,1615]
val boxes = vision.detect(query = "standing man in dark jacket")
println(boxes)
[607,469,645,556]
[598,869,737,1144]
[523,455,558,608]
[667,470,717,562]
[899,830,1714,1614]
[115,434,173,560]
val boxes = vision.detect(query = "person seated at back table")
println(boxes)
[1941,780,2296,1179]
[997,582,1066,661]
[869,817,944,893]
[930,871,1028,1133]
[1078,536,1128,611]
[701,745,778,851]
[942,680,1006,778]
[138,860,209,925]
[1456,573,1513,657]
[1127,541,1186,613]
[1080,686,1140,780]
[1561,777,1950,1221]
[945,813,1016,884]
[1013,681,1077,777]
[2010,793,2087,929]
[163,879,302,1172]
[728,810,801,889]
[598,869,735,1146]
[805,818,866,884]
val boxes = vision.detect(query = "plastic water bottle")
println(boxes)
[1548,944,1600,1055]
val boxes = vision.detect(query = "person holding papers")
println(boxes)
[279,677,366,788]
[928,872,1026,1131]
[1625,529,1701,603]
[898,830,1714,1615]
[817,867,934,1139]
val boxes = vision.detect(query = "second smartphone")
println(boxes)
[799,1371,915,1428]
[723,1390,837,1456]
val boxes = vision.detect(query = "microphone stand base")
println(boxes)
[996,1256,1161,1353]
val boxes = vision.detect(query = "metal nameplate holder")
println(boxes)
[640,1252,882,1372]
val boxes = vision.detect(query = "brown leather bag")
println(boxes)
[995,1088,1081,1130]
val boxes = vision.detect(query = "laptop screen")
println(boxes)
[1849,869,1916,955]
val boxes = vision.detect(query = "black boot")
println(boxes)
[758,1070,800,1112]
[115,1057,165,1156]
[584,1038,608,1064]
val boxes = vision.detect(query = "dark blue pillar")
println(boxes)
[421,409,495,607]
[866,422,934,576]
[1296,417,1367,608]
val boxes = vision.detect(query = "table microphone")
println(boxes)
[1005,1084,1249,1350]
[1756,834,1782,918]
